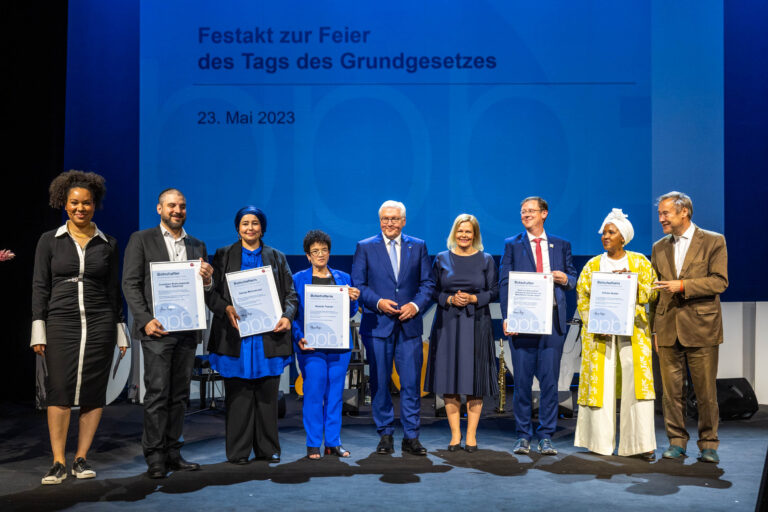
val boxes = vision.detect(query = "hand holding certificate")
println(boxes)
[304,285,350,349]
[226,265,283,337]
[150,260,207,332]
[506,271,554,335]
[586,272,638,336]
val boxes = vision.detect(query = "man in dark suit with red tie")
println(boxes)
[499,196,577,456]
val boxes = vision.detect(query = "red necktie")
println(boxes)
[533,238,543,273]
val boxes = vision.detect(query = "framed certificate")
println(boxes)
[506,271,554,335]
[150,260,207,332]
[586,272,638,336]
[304,284,350,349]
[226,265,283,337]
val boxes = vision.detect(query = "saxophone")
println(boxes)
[496,338,507,413]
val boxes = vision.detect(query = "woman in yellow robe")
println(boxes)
[574,209,657,459]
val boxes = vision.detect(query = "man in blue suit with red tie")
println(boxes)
[352,200,435,455]
[499,196,577,456]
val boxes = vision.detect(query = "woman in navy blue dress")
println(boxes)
[426,214,498,452]
[206,206,297,464]
[292,230,359,459]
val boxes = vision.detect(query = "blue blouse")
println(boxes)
[209,246,291,379]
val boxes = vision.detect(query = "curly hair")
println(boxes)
[48,170,107,209]
[303,230,332,254]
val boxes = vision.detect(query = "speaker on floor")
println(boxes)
[687,377,759,420]
[715,378,759,420]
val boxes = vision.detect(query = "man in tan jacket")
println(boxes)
[650,191,728,463]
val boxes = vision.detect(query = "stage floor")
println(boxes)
[1,397,766,511]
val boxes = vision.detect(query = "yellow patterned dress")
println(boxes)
[576,251,657,408]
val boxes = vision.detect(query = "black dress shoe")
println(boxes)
[377,434,394,454]
[229,457,250,465]
[147,463,167,479]
[167,457,200,471]
[325,446,350,457]
[268,453,281,463]
[401,438,427,456]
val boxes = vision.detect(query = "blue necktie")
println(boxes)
[388,239,399,278]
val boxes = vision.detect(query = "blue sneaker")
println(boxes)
[538,438,558,455]
[662,445,686,459]
[699,449,720,463]
[513,438,530,455]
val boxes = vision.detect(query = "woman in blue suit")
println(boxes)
[292,230,360,459]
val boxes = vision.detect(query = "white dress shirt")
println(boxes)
[527,230,551,272]
[377,232,418,312]
[382,232,402,269]
[161,224,188,262]
[673,223,696,277]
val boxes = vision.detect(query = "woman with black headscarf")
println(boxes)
[206,206,297,464]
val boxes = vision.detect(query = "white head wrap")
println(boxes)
[598,208,634,246]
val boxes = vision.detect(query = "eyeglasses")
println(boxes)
[520,209,541,215]
[309,248,329,256]
[380,217,402,224]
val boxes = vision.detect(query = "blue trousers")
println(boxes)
[296,350,352,448]
[363,328,423,439]
[510,331,564,440]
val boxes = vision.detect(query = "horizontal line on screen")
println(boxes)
[192,81,637,87]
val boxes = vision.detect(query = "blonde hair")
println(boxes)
[447,214,483,251]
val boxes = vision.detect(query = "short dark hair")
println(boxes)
[158,188,184,204]
[520,196,549,212]
[48,170,107,209]
[303,230,332,254]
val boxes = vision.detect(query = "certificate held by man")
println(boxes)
[506,271,554,335]
[586,271,638,336]
[150,260,207,332]
[226,265,283,337]
[304,285,350,349]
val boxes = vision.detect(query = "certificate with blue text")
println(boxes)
[586,272,638,336]
[150,260,207,332]
[226,266,283,337]
[506,272,553,335]
[304,285,350,349]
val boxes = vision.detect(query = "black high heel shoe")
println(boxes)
[307,447,321,460]
[325,446,350,457]
[448,438,462,452]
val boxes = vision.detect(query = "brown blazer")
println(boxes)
[650,225,728,347]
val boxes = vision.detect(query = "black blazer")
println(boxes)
[206,241,298,358]
[122,226,208,341]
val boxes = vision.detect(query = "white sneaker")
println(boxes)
[41,462,67,484]
[72,457,96,479]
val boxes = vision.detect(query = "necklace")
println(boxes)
[68,221,95,239]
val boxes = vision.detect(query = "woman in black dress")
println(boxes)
[31,171,128,484]
[426,214,498,452]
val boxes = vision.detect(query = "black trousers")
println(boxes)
[224,376,280,461]
[141,334,197,465]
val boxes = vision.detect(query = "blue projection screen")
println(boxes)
[140,1,720,256]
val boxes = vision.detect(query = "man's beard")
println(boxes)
[163,214,185,229]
